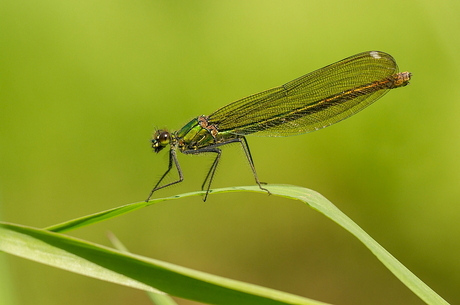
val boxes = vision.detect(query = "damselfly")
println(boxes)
[148,51,411,201]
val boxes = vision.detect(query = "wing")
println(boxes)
[207,51,409,137]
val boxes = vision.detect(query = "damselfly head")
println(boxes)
[152,130,170,153]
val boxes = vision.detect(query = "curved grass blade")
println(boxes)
[107,231,179,305]
[0,222,329,305]
[45,191,207,233]
[43,184,448,304]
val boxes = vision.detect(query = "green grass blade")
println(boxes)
[257,185,449,305]
[146,293,180,305]
[107,232,179,305]
[0,252,18,305]
[45,189,211,233]
[41,184,448,304]
[0,222,330,305]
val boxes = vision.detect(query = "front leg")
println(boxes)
[146,149,183,201]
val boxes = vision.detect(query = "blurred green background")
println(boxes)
[1,0,459,304]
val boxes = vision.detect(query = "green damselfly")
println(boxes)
[148,51,411,201]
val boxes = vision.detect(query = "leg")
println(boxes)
[201,148,221,202]
[146,149,183,201]
[239,137,271,195]
[192,137,270,201]
[182,147,221,202]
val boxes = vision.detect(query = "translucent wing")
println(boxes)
[208,51,408,137]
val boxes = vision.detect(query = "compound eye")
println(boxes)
[152,130,171,153]
[157,131,170,145]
